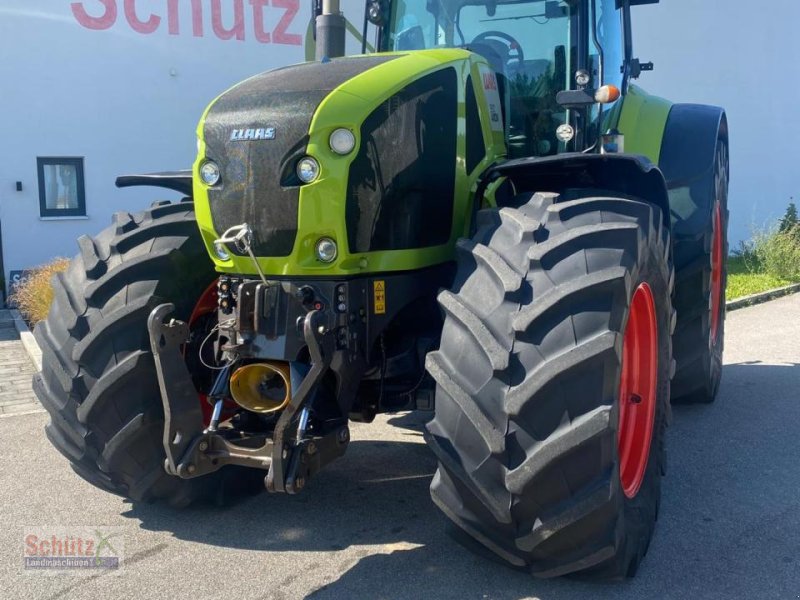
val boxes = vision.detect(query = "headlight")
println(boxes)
[297,157,320,183]
[329,128,356,155]
[574,69,591,87]
[213,241,230,260]
[315,237,337,263]
[200,160,221,186]
[556,124,575,143]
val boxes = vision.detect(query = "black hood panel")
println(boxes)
[203,56,398,257]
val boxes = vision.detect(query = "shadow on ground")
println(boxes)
[127,362,800,599]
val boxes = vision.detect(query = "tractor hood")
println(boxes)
[193,48,498,277]
[199,55,398,257]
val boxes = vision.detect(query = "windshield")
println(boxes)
[388,0,575,157]
[388,0,572,61]
[385,1,626,156]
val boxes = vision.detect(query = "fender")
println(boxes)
[659,104,727,240]
[115,170,193,197]
[658,104,727,189]
[616,85,672,165]
[486,153,671,228]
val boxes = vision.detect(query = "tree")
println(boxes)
[779,201,798,233]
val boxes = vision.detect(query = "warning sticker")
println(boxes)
[478,64,504,134]
[373,280,386,315]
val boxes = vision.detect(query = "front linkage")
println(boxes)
[147,302,349,494]
[146,253,446,494]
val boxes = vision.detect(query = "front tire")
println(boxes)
[425,192,674,578]
[33,201,233,506]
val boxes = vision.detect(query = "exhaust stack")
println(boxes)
[315,0,346,60]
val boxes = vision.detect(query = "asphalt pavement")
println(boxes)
[1,294,799,599]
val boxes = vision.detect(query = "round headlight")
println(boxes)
[315,237,337,263]
[556,124,575,143]
[213,241,230,261]
[297,157,320,183]
[329,128,356,155]
[574,69,591,87]
[200,160,221,186]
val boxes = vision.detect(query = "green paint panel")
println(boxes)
[617,84,672,164]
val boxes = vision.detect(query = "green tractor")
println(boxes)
[34,0,728,579]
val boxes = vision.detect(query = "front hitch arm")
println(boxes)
[266,308,341,494]
[147,303,207,476]
[148,304,273,477]
[148,303,348,492]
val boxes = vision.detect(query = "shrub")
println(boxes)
[9,258,70,326]
[749,225,800,282]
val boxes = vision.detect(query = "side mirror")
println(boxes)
[556,85,620,108]
[556,89,596,108]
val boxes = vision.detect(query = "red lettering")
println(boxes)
[249,0,270,43]
[72,0,302,44]
[193,0,204,36]
[167,0,179,34]
[84,539,95,556]
[211,0,245,41]
[24,534,38,557]
[272,0,301,46]
[483,72,497,90]
[167,0,204,37]
[39,539,50,556]
[71,0,117,30]
[124,0,160,34]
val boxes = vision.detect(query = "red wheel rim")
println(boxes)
[618,283,658,499]
[188,279,220,426]
[710,202,723,344]
[189,279,219,328]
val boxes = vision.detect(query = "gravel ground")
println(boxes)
[1,294,798,599]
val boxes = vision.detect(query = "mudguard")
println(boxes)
[486,152,671,226]
[658,104,727,190]
[659,104,728,239]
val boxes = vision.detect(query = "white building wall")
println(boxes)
[634,0,800,246]
[0,0,363,292]
[0,1,791,293]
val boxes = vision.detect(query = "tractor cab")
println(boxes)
[371,0,625,157]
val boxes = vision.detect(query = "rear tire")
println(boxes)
[33,201,242,506]
[425,192,674,578]
[671,138,729,403]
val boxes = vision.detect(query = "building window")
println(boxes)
[37,157,86,217]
